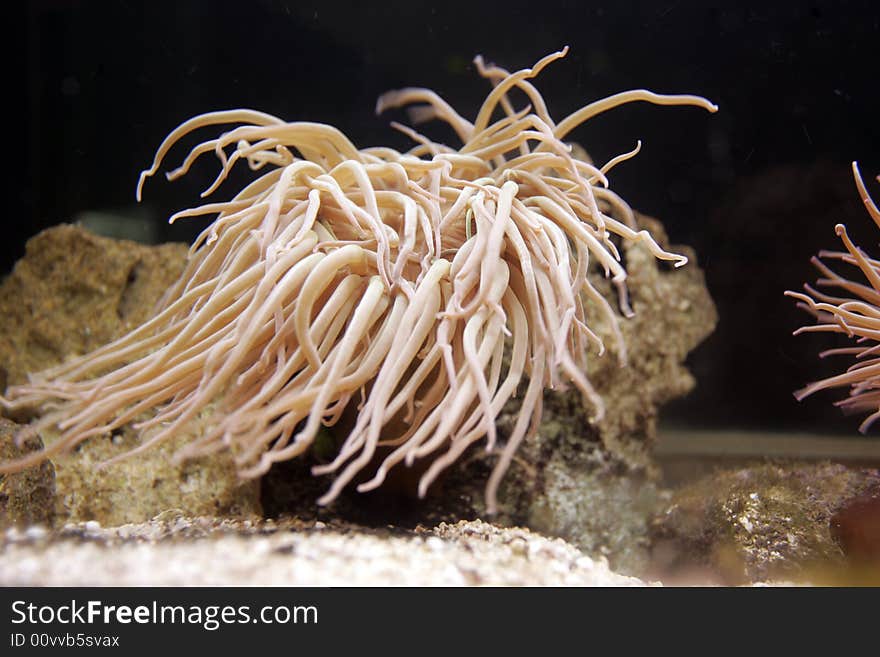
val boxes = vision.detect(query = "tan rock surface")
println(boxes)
[0,226,261,525]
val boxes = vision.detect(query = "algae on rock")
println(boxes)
[650,461,880,584]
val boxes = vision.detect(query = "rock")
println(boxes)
[46,414,261,526]
[0,224,187,388]
[0,418,55,528]
[0,225,262,525]
[0,517,650,586]
[649,461,880,584]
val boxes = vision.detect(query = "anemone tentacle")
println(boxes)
[0,50,716,512]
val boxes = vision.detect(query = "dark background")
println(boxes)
[15,0,880,435]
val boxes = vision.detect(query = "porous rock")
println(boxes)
[0,418,55,528]
[649,461,880,584]
[0,224,187,387]
[0,225,261,525]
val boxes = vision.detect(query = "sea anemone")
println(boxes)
[1,48,716,512]
[787,162,880,431]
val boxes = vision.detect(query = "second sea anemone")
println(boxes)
[787,162,880,431]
